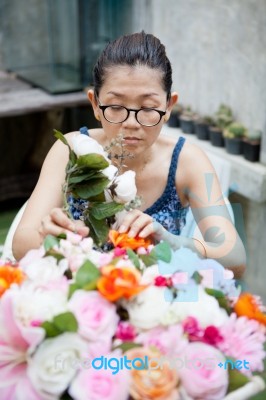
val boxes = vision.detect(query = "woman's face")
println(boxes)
[88,65,177,155]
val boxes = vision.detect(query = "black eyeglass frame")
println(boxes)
[98,104,167,127]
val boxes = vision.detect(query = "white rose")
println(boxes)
[12,284,68,327]
[113,170,137,203]
[20,256,68,284]
[102,164,118,180]
[71,134,109,160]
[124,286,171,330]
[28,333,88,400]
[169,286,229,328]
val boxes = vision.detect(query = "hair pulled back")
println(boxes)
[93,31,172,100]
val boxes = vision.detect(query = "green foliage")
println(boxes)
[227,366,250,393]
[214,104,234,130]
[42,312,78,338]
[223,122,247,139]
[54,130,127,247]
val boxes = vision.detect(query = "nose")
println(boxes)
[122,110,140,127]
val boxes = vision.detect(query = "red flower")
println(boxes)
[203,326,224,346]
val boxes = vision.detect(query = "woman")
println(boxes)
[12,32,246,277]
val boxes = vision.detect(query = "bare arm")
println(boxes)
[117,143,246,278]
[12,132,88,260]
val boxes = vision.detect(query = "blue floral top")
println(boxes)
[68,127,189,236]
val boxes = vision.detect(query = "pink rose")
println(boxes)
[68,350,130,400]
[136,324,188,357]
[68,290,119,354]
[178,342,228,400]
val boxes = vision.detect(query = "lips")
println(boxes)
[123,136,141,140]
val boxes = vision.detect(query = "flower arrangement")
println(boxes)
[0,230,265,400]
[54,130,140,247]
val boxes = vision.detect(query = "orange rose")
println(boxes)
[109,230,152,250]
[234,292,266,325]
[125,347,180,400]
[0,264,25,297]
[97,265,147,302]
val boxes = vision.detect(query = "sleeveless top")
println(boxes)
[68,127,189,236]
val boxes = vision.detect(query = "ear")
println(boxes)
[165,92,178,121]
[87,89,101,121]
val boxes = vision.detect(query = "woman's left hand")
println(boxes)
[118,209,165,240]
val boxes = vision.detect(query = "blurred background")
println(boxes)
[0,0,265,308]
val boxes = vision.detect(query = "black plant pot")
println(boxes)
[225,137,244,155]
[179,117,195,134]
[195,122,210,140]
[168,111,180,128]
[243,141,260,162]
[209,127,224,147]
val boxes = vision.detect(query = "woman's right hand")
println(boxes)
[38,208,89,240]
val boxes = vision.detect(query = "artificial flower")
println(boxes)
[69,350,130,400]
[234,292,266,325]
[125,346,180,400]
[0,264,25,297]
[109,229,152,250]
[68,290,118,353]
[27,333,88,399]
[178,342,228,400]
[112,170,137,203]
[217,313,266,375]
[97,265,147,302]
[71,133,109,160]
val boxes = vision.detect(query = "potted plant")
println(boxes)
[194,115,213,140]
[223,122,247,155]
[243,129,262,162]
[168,104,183,128]
[209,104,234,147]
[179,106,197,134]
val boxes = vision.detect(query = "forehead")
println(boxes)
[99,65,165,97]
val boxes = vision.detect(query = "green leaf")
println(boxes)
[68,282,80,299]
[205,288,231,314]
[45,249,65,262]
[41,321,61,338]
[90,201,124,220]
[53,312,78,333]
[54,129,69,147]
[75,260,101,287]
[151,241,172,263]
[139,253,158,267]
[77,153,109,170]
[68,171,97,184]
[44,235,60,252]
[127,248,141,269]
[205,287,224,298]
[192,271,203,284]
[112,341,143,353]
[227,367,250,393]
[86,214,109,246]
[83,279,99,291]
[73,177,109,199]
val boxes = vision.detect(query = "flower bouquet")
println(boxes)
[0,230,265,400]
[1,130,265,400]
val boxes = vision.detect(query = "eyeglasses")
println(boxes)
[98,102,167,127]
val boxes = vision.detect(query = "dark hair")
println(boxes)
[93,31,172,100]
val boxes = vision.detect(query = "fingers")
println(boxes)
[38,208,89,240]
[118,210,161,238]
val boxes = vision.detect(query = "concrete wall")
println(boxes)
[148,0,266,132]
